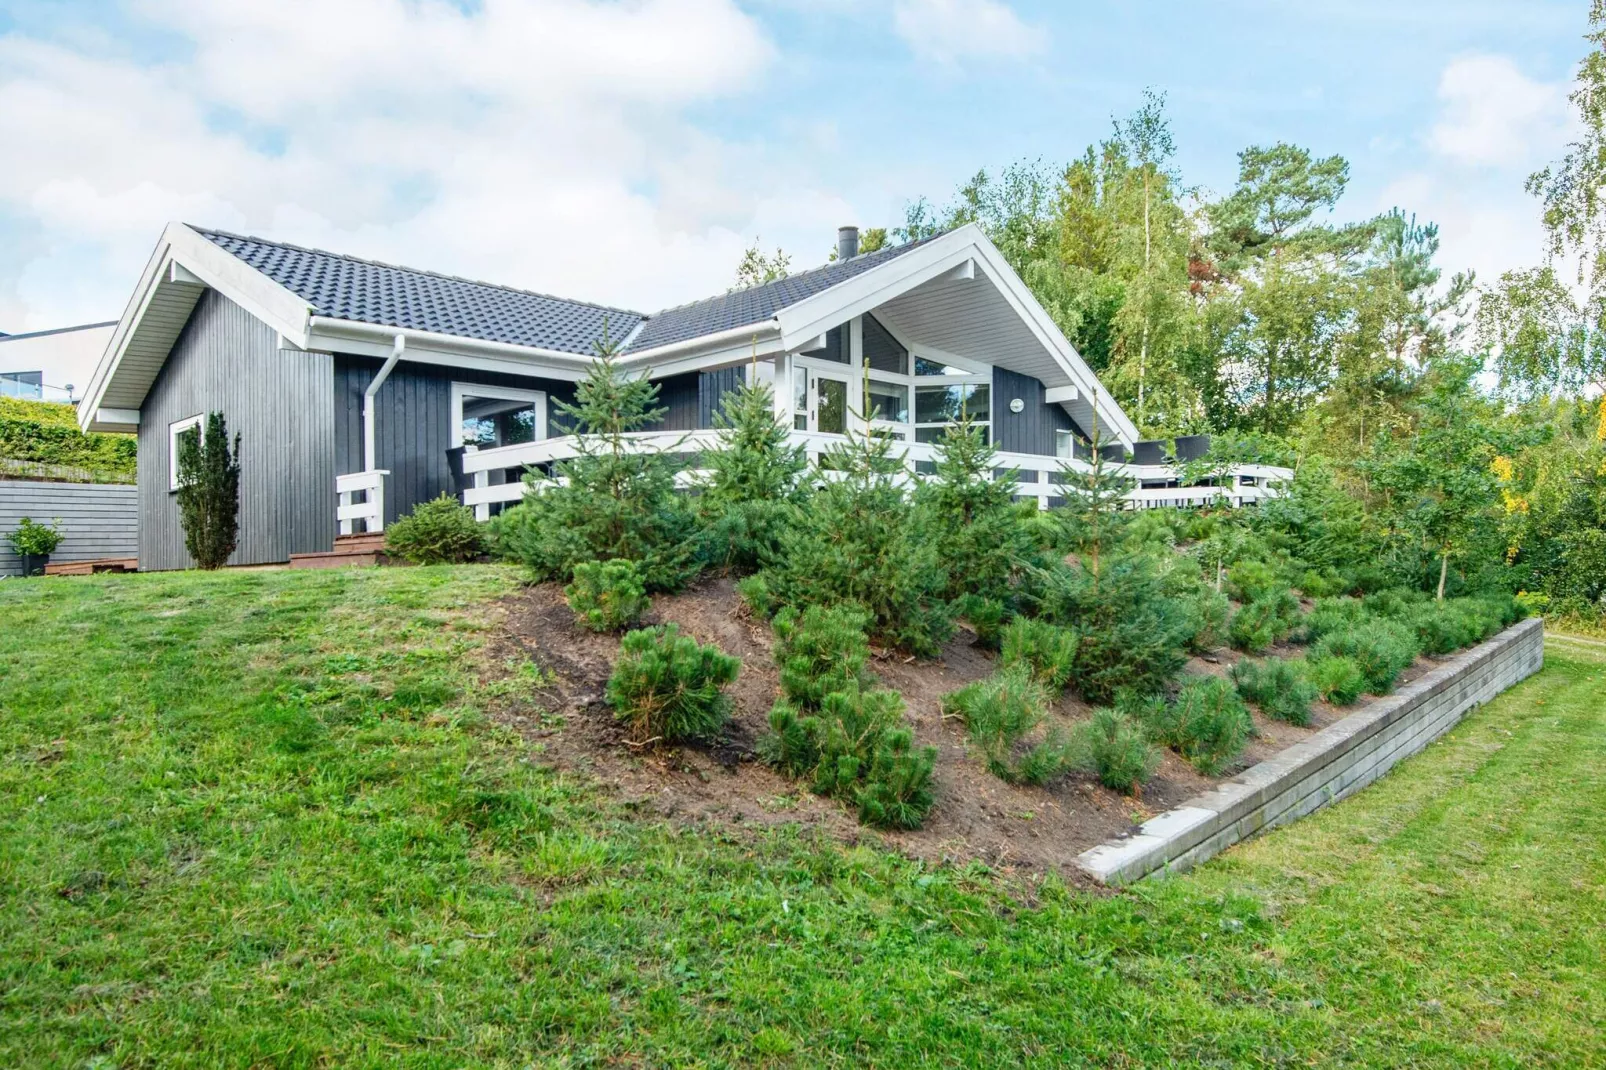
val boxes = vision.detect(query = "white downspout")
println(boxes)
[364,334,404,471]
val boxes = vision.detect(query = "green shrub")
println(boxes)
[1230,657,1317,726]
[494,347,697,590]
[1301,596,1367,643]
[1084,708,1158,795]
[918,422,1043,607]
[695,378,807,571]
[606,624,739,745]
[176,411,241,570]
[1362,587,1426,620]
[955,593,1008,649]
[1307,655,1365,705]
[5,516,63,556]
[1151,676,1253,775]
[999,617,1079,691]
[0,397,137,478]
[1298,567,1351,598]
[384,492,483,565]
[564,559,649,632]
[772,604,872,710]
[1226,559,1281,603]
[760,429,952,656]
[941,665,1074,785]
[1309,620,1419,695]
[1182,585,1232,653]
[1228,588,1302,653]
[1406,599,1487,654]
[764,683,937,829]
[736,574,778,619]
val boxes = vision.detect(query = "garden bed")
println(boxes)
[484,574,1466,878]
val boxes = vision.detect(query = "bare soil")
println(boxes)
[483,576,1449,879]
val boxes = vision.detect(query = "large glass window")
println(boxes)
[867,380,909,424]
[452,384,546,450]
[914,382,989,443]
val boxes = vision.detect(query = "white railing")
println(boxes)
[456,432,1290,515]
[337,469,389,534]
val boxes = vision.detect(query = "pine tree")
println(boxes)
[697,371,807,571]
[176,411,241,570]
[918,418,1040,605]
[1056,416,1135,592]
[495,330,697,590]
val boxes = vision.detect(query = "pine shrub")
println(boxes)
[955,593,1008,649]
[495,343,697,590]
[1298,567,1351,598]
[1230,657,1317,726]
[696,377,807,571]
[1152,676,1253,775]
[385,493,483,564]
[1228,588,1302,653]
[1307,655,1365,705]
[564,558,649,632]
[1406,599,1487,654]
[1085,708,1158,795]
[606,624,739,745]
[999,616,1079,692]
[941,665,1074,785]
[772,603,872,710]
[760,428,952,656]
[918,421,1041,606]
[175,411,241,570]
[736,573,779,619]
[1309,620,1420,695]
[1301,596,1367,643]
[1225,559,1281,603]
[1182,585,1232,653]
[856,725,938,829]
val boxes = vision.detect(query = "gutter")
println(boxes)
[364,334,404,471]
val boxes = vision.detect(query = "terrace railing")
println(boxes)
[453,430,1290,519]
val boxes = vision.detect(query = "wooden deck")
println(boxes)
[43,557,139,576]
[288,533,391,570]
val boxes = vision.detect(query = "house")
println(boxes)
[77,222,1285,571]
[1,321,118,402]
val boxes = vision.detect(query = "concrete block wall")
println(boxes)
[1077,617,1545,885]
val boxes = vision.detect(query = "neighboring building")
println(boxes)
[0,321,119,402]
[78,222,1285,571]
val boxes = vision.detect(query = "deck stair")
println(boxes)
[42,557,139,576]
[288,532,391,569]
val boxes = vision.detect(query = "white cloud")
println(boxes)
[891,0,1043,65]
[1378,53,1575,288]
[1429,53,1571,167]
[0,0,863,332]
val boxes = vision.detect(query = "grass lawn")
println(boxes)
[1,567,1602,1068]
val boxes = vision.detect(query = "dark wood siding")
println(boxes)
[0,481,137,575]
[649,372,700,432]
[333,355,578,524]
[991,366,1076,458]
[138,289,334,570]
[697,366,745,427]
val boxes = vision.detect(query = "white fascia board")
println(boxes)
[78,222,316,431]
[964,232,1142,445]
[306,319,594,382]
[774,231,982,349]
[634,336,788,380]
[1044,386,1080,404]
[616,320,782,369]
[86,408,140,433]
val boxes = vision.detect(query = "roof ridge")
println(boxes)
[642,233,941,320]
[192,225,647,320]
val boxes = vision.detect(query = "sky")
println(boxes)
[0,0,1593,334]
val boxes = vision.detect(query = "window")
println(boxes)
[450,384,546,450]
[867,380,909,424]
[169,414,204,491]
[914,382,989,443]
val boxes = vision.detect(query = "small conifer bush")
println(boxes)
[1301,596,1367,643]
[564,558,649,632]
[771,603,873,710]
[175,411,241,570]
[941,665,1075,785]
[1310,620,1419,695]
[385,493,483,564]
[1183,585,1232,653]
[999,617,1079,692]
[1229,588,1302,653]
[1085,708,1158,794]
[1307,655,1366,705]
[856,725,938,829]
[1230,657,1317,726]
[1151,676,1254,775]
[955,593,1008,649]
[736,573,778,619]
[1225,559,1281,603]
[606,624,739,745]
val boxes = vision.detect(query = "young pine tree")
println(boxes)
[918,418,1041,606]
[176,411,241,570]
[762,425,952,656]
[1056,420,1135,593]
[496,331,698,590]
[696,370,808,571]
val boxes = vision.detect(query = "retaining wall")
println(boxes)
[1077,616,1546,885]
[0,480,138,576]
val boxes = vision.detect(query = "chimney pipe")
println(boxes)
[837,226,859,262]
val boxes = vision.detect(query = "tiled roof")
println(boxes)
[624,236,935,352]
[197,229,644,355]
[197,227,937,357]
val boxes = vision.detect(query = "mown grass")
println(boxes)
[1,567,1602,1067]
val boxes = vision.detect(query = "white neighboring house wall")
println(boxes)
[0,322,118,403]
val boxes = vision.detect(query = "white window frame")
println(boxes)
[449,382,547,450]
[168,414,204,491]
